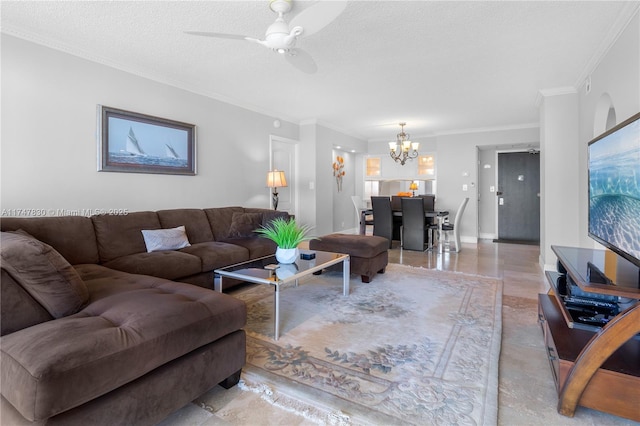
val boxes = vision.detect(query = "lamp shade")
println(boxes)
[409,182,418,191]
[266,170,287,188]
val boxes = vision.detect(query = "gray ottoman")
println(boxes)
[309,234,389,283]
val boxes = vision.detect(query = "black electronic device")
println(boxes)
[300,252,316,260]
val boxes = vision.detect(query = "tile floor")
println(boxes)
[160,239,637,425]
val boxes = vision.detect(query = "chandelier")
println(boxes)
[388,122,419,165]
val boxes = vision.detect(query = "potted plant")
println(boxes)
[255,217,313,264]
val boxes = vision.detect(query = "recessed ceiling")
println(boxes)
[1,1,636,141]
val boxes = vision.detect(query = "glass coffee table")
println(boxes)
[214,250,350,340]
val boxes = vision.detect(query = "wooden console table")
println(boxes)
[539,245,640,421]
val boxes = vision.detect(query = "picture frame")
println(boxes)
[97,105,196,175]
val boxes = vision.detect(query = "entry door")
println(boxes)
[497,151,540,242]
[270,136,297,215]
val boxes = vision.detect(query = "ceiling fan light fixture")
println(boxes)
[186,0,346,74]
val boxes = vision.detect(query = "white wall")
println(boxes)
[478,149,497,239]
[316,125,366,234]
[1,35,304,217]
[539,90,580,268]
[578,11,640,248]
[436,128,540,243]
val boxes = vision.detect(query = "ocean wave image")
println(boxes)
[108,152,189,169]
[589,147,640,200]
[590,194,640,261]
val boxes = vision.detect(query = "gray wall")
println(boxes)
[538,10,639,269]
[578,11,640,249]
[1,35,299,215]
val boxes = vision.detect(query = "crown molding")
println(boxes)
[534,86,578,107]
[368,122,539,142]
[434,122,540,137]
[574,3,640,90]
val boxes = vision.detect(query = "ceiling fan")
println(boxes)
[185,0,346,74]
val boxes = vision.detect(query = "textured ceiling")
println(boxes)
[1,1,637,141]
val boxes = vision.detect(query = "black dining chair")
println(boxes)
[419,194,435,212]
[389,196,404,240]
[371,196,393,248]
[401,197,431,251]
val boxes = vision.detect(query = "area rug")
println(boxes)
[231,264,503,425]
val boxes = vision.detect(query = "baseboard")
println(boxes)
[479,232,497,240]
[460,236,478,244]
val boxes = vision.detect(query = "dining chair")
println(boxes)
[371,196,393,248]
[390,195,403,211]
[401,197,431,251]
[389,196,404,240]
[418,194,435,212]
[440,197,469,252]
[351,195,373,234]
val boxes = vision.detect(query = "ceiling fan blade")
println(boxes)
[184,31,252,41]
[285,49,318,74]
[289,0,347,37]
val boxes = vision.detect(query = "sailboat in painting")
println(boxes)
[106,123,189,172]
[165,143,180,159]
[125,127,146,156]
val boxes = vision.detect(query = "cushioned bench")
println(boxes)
[309,234,388,283]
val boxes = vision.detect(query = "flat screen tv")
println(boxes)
[588,112,640,268]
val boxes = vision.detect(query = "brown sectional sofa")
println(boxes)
[0,207,288,425]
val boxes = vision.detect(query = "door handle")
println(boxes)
[496,191,503,196]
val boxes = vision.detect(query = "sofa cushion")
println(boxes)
[92,211,161,262]
[220,237,277,259]
[102,251,201,280]
[228,212,263,238]
[141,226,191,252]
[1,269,54,336]
[157,209,214,244]
[0,231,89,318]
[0,216,100,265]
[245,208,290,227]
[263,211,289,226]
[179,241,249,271]
[203,207,244,240]
[0,264,247,421]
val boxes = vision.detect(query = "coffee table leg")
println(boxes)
[274,285,280,340]
[343,256,350,296]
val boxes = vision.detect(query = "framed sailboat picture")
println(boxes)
[98,106,196,175]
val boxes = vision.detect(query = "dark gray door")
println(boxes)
[497,152,540,242]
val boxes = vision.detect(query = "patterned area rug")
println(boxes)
[232,264,503,425]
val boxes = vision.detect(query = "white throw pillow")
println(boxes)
[141,226,191,253]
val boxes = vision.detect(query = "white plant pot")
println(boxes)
[275,247,298,264]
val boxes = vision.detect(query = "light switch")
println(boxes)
[309,181,315,190]
[499,198,504,205]
[462,184,468,191]
[490,186,495,192]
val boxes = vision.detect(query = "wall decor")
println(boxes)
[332,155,345,191]
[98,105,196,175]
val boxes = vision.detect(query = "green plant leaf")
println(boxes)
[254,217,313,249]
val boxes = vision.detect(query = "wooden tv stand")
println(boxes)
[539,245,640,421]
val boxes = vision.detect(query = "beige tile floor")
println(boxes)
[160,238,638,425]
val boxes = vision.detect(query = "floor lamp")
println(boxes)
[266,170,287,210]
